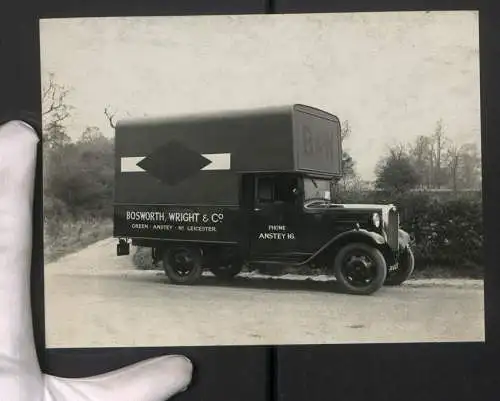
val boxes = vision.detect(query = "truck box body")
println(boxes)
[113,104,342,243]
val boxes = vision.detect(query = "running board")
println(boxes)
[249,257,311,266]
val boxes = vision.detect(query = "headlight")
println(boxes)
[372,212,381,228]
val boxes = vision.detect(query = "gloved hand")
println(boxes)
[0,120,193,401]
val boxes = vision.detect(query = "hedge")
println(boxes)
[339,190,484,272]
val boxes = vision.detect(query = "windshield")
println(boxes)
[303,177,332,201]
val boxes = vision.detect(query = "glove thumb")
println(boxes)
[44,355,193,401]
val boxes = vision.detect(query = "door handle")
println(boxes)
[254,207,261,212]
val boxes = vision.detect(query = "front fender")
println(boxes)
[319,228,387,253]
[304,228,388,265]
[357,228,387,245]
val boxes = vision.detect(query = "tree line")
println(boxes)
[42,74,115,224]
[373,119,481,193]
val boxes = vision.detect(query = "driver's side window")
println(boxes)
[255,175,298,205]
[256,177,276,204]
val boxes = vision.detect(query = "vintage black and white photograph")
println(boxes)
[40,11,484,348]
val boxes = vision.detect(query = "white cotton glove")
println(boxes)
[0,120,193,401]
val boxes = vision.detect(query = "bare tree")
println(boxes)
[387,142,407,160]
[406,119,449,189]
[104,107,139,128]
[446,142,461,192]
[458,143,482,190]
[409,135,433,188]
[41,73,73,151]
[104,107,117,129]
[339,120,358,190]
[80,126,104,143]
[397,118,481,191]
[42,72,72,126]
[432,119,448,188]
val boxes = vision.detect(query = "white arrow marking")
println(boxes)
[201,153,231,170]
[119,153,231,172]
[121,157,146,172]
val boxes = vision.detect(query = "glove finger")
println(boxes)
[0,121,40,367]
[45,354,193,401]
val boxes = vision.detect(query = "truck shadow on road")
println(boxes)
[144,273,367,295]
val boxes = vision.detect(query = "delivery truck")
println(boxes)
[113,104,414,295]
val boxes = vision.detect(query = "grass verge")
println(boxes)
[44,218,113,264]
[410,265,483,280]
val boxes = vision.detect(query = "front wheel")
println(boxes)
[385,246,415,286]
[163,246,203,285]
[333,243,387,295]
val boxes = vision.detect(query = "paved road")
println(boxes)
[45,238,485,348]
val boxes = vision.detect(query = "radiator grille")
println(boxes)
[386,207,399,250]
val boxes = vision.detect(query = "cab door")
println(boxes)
[248,174,304,259]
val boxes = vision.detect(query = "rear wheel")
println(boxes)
[333,242,387,295]
[385,246,415,286]
[163,246,203,285]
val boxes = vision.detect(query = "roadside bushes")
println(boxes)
[44,215,113,263]
[43,132,115,262]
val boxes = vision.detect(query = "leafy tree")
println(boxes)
[45,128,114,220]
[375,146,420,192]
[41,74,116,222]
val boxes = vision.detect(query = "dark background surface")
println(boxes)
[1,1,498,400]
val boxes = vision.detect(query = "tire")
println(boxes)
[385,246,415,286]
[163,246,203,285]
[205,248,243,280]
[332,242,387,295]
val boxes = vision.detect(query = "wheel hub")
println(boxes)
[343,255,374,285]
[347,256,369,271]
[173,251,194,275]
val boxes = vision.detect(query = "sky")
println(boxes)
[39,11,481,181]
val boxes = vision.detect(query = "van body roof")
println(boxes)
[113,104,343,205]
[115,104,339,128]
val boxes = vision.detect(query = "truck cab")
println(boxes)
[113,104,414,295]
[235,171,411,294]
